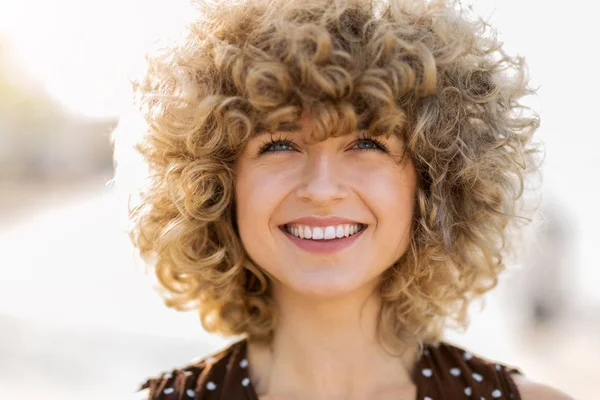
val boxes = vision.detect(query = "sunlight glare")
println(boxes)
[0,0,197,118]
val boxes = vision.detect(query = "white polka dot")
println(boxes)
[206,381,217,390]
[463,351,473,360]
[422,368,433,377]
[481,397,486,400]
[492,389,502,398]
[423,349,430,356]
[464,386,472,396]
[163,387,174,395]
[242,377,250,387]
[472,372,483,382]
[163,373,173,379]
[450,367,461,377]
[240,358,249,368]
[495,364,502,371]
[424,397,433,400]
[183,370,193,376]
[186,389,195,397]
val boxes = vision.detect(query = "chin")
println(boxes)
[283,272,374,299]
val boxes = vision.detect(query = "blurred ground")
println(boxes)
[0,177,232,399]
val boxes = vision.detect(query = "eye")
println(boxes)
[256,137,296,155]
[255,134,390,155]
[353,136,389,153]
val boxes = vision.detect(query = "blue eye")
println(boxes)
[353,138,388,152]
[256,135,389,155]
[257,138,296,155]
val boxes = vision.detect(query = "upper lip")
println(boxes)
[281,216,365,227]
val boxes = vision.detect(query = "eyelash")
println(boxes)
[256,134,389,155]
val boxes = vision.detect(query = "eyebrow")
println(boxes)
[253,118,372,136]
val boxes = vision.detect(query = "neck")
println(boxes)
[248,282,418,399]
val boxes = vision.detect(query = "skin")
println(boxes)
[234,113,418,400]
[232,113,573,400]
[234,115,416,300]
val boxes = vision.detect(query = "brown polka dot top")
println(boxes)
[136,339,523,400]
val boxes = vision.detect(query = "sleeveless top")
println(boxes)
[135,339,523,400]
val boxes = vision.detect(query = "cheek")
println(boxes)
[356,163,416,250]
[234,165,292,246]
[352,162,416,215]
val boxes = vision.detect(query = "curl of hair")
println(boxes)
[112,0,540,350]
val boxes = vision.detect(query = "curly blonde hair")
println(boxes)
[112,0,540,350]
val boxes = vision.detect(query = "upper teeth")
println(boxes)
[284,224,363,240]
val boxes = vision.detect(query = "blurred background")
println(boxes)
[0,0,598,398]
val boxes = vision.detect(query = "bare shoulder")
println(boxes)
[511,373,575,400]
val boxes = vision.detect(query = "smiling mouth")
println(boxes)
[279,224,368,242]
[278,223,368,254]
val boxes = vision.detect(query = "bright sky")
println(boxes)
[0,0,196,118]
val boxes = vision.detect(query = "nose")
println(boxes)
[295,151,349,205]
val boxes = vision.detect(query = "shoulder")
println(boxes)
[133,339,251,400]
[424,341,524,379]
[511,373,574,400]
[418,341,524,399]
[422,341,573,400]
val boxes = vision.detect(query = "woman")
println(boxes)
[115,0,573,398]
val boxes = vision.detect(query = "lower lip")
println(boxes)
[280,226,367,254]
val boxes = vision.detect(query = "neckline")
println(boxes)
[237,338,432,400]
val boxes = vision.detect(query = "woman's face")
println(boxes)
[234,114,417,298]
